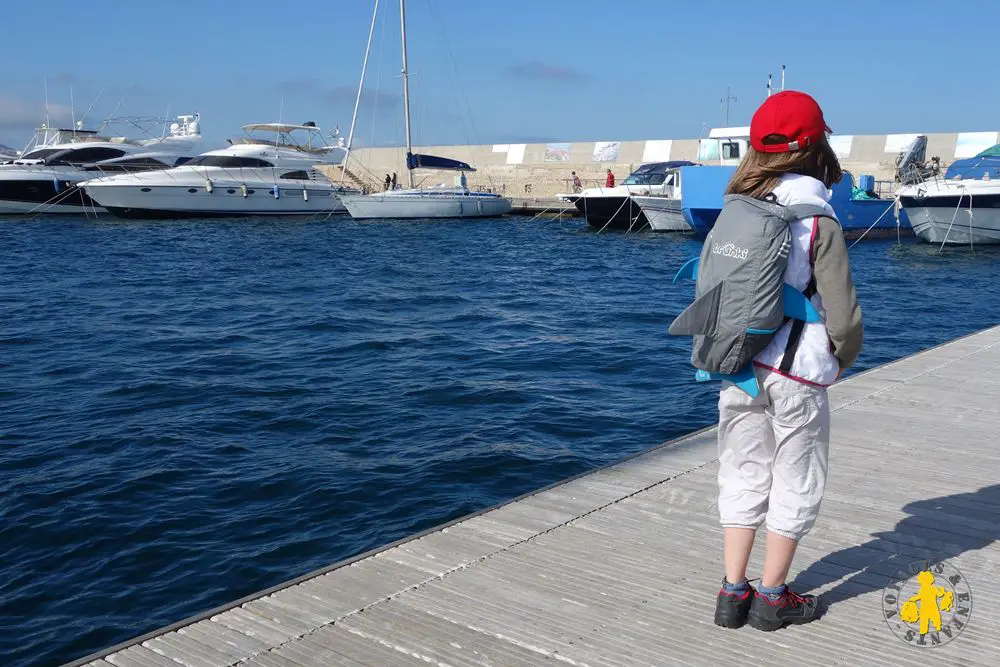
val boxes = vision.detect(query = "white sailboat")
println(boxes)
[340,0,512,220]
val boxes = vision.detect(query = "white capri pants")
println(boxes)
[717,367,830,541]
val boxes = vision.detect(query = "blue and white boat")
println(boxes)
[677,127,907,238]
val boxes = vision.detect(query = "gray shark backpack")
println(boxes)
[669,195,833,375]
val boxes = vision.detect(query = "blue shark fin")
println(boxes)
[781,284,821,323]
[672,257,699,283]
[694,366,760,398]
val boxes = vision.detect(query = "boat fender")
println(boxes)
[272,186,280,199]
[241,184,248,198]
[302,189,308,201]
[53,177,61,193]
[205,178,214,193]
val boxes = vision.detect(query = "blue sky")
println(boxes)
[2,0,997,150]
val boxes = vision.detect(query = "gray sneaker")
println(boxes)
[747,587,821,631]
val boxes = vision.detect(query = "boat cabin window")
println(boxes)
[185,156,275,168]
[623,167,667,186]
[19,148,64,161]
[279,170,311,180]
[47,147,127,165]
[721,141,741,161]
[83,157,174,172]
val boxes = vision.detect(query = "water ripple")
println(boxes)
[0,216,998,666]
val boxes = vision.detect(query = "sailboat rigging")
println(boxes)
[340,0,512,219]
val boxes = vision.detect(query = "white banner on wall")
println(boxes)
[954,132,998,158]
[642,140,672,162]
[592,141,620,162]
[492,144,509,153]
[828,135,853,159]
[884,134,920,153]
[505,143,526,164]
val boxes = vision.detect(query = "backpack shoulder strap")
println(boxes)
[784,203,839,226]
[777,207,829,374]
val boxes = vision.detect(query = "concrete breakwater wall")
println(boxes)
[323,131,998,197]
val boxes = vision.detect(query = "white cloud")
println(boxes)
[0,95,73,129]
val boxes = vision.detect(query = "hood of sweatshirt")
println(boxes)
[770,174,837,218]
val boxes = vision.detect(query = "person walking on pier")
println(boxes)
[391,172,398,190]
[605,169,615,188]
[710,91,864,632]
[571,171,582,193]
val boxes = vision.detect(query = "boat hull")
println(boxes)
[678,165,910,239]
[574,196,648,230]
[0,176,99,214]
[342,192,512,219]
[630,195,690,231]
[899,201,1000,244]
[83,183,348,219]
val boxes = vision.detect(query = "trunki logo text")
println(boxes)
[711,242,749,260]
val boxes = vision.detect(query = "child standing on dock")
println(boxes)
[711,91,863,631]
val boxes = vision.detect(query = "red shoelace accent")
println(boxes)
[782,589,812,607]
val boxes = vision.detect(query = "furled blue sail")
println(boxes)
[406,152,476,172]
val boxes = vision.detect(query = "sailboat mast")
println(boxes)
[399,0,414,188]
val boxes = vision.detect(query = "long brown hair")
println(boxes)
[725,134,843,199]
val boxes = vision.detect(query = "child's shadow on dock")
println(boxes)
[793,484,1000,607]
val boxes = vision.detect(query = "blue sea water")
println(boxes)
[1,215,997,667]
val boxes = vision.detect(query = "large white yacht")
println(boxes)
[895,142,1000,245]
[81,123,358,218]
[0,115,202,215]
[339,0,512,220]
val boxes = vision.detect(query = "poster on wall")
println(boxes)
[543,142,571,162]
[505,143,526,164]
[592,141,620,162]
[492,144,509,153]
[884,134,919,154]
[697,139,719,162]
[954,131,998,158]
[642,140,672,162]
[828,135,853,159]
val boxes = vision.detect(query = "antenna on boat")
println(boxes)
[70,86,76,131]
[99,87,132,133]
[342,0,381,186]
[720,86,736,126]
[767,74,772,97]
[400,0,414,188]
[781,65,785,91]
[77,88,105,130]
[44,78,50,129]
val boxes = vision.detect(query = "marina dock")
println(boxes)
[64,325,1000,666]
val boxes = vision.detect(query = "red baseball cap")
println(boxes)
[750,90,831,153]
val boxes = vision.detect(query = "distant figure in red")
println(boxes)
[605,169,615,188]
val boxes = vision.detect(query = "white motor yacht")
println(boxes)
[0,114,202,215]
[896,143,1000,245]
[897,177,1000,245]
[556,161,698,231]
[81,123,359,218]
[630,165,694,232]
[339,0,512,220]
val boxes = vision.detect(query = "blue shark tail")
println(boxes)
[695,366,760,397]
